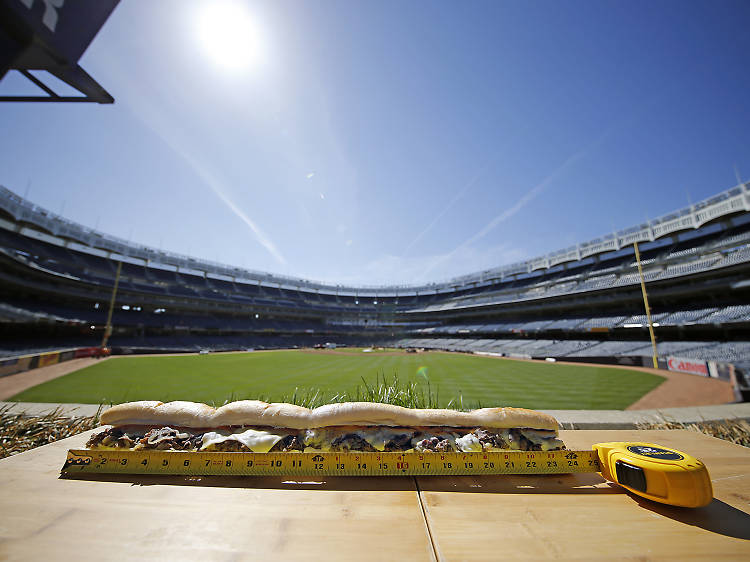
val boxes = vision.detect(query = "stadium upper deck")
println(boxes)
[0,183,749,332]
[1,182,749,298]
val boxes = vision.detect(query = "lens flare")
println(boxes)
[416,366,429,381]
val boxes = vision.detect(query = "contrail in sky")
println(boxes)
[402,159,495,257]
[463,147,589,246]
[188,161,288,266]
[411,101,646,283]
[104,72,287,266]
[160,139,287,266]
[418,140,601,281]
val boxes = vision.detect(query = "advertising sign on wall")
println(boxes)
[666,356,709,376]
[37,352,60,368]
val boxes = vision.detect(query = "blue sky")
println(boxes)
[1,0,749,286]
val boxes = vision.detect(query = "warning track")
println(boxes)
[0,358,108,401]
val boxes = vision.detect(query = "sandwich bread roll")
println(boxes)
[90,400,564,454]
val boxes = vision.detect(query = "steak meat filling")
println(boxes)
[86,427,142,449]
[269,434,304,452]
[87,425,564,453]
[415,436,454,453]
[383,433,413,452]
[330,433,377,452]
[141,427,203,451]
[474,428,534,451]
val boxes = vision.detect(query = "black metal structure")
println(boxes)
[0,0,119,103]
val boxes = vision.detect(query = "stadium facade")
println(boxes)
[1,183,749,394]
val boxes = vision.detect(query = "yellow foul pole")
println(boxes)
[101,260,122,348]
[634,242,658,369]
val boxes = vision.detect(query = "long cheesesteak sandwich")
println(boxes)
[87,400,565,453]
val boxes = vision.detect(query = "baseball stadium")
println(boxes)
[1,182,749,410]
[2,2,750,558]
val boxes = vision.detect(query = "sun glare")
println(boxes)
[195,1,263,72]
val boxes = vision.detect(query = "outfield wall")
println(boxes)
[0,347,103,378]
[533,355,658,368]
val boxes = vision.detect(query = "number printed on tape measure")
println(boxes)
[62,449,600,476]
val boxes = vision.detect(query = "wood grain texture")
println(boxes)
[0,429,748,561]
[0,429,435,561]
[417,429,750,560]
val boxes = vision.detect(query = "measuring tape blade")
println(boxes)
[62,449,599,477]
[61,442,714,508]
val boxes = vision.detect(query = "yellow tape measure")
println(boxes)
[62,449,598,476]
[61,441,713,508]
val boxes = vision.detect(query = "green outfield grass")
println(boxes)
[8,350,665,410]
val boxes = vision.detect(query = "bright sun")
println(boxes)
[195,1,263,72]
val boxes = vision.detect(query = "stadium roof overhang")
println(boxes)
[0,0,118,103]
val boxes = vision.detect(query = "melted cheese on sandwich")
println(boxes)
[201,428,286,453]
[455,433,482,452]
[304,427,413,451]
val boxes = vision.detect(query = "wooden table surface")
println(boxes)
[0,429,748,561]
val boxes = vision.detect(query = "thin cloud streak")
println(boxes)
[402,159,494,257]
[187,161,288,266]
[467,147,588,246]
[417,140,601,281]
[152,130,288,266]
[95,64,287,266]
